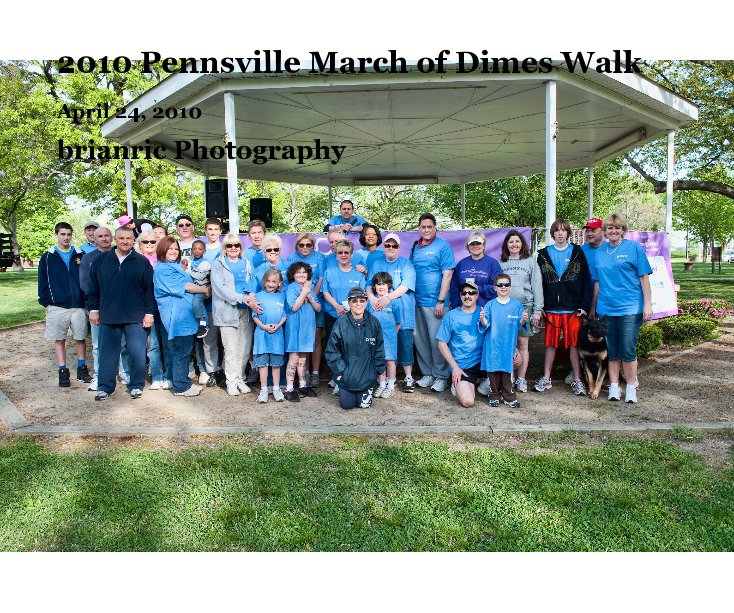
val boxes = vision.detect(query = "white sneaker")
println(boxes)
[374,382,387,398]
[257,389,268,403]
[87,378,98,392]
[226,384,240,396]
[382,386,395,399]
[416,375,435,388]
[431,378,448,393]
[477,378,492,396]
[608,383,621,401]
[149,380,162,390]
[328,378,336,388]
[173,384,202,397]
[160,379,172,390]
[450,383,456,397]
[571,379,587,396]
[272,387,285,402]
[198,372,210,385]
[515,378,528,393]
[237,380,251,394]
[332,384,340,396]
[533,377,552,392]
[625,385,638,403]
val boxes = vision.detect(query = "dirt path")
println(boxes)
[2,321,732,431]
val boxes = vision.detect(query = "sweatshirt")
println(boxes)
[449,255,503,309]
[536,244,592,313]
[499,256,544,315]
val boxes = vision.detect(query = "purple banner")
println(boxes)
[625,231,678,319]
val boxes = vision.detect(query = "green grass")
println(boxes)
[1,437,732,551]
[670,253,734,302]
[0,270,45,327]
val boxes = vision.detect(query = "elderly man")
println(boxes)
[327,199,367,234]
[409,213,455,393]
[87,226,156,401]
[79,220,100,253]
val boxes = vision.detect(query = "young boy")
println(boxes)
[252,268,288,403]
[284,262,321,401]
[203,217,223,263]
[479,273,528,408]
[368,272,402,399]
[189,239,211,339]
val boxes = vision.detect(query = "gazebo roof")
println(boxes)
[102,62,698,186]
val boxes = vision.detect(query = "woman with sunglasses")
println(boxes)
[449,231,503,310]
[498,230,543,394]
[247,235,289,296]
[287,233,326,387]
[135,231,165,389]
[211,233,257,396]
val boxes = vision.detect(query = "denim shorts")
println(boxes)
[397,327,414,366]
[605,313,643,362]
[253,352,285,368]
[315,308,325,328]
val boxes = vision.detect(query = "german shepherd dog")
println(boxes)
[578,315,608,399]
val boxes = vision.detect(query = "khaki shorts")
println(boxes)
[44,306,88,341]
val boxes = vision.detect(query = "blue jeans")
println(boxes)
[90,322,99,378]
[605,313,643,362]
[161,330,194,393]
[397,327,414,366]
[98,323,147,393]
[147,320,164,383]
[192,294,207,321]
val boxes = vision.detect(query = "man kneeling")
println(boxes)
[436,280,486,408]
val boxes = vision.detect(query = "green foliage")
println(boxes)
[0,271,45,326]
[655,315,718,345]
[636,324,663,358]
[1,437,732,551]
[671,426,704,443]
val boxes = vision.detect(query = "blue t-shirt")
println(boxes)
[480,298,526,373]
[227,257,251,307]
[368,256,417,330]
[546,243,575,314]
[368,300,402,362]
[252,290,287,355]
[328,214,367,232]
[203,243,222,264]
[55,247,74,269]
[436,307,485,370]
[79,242,97,254]
[581,242,601,283]
[287,250,325,286]
[285,282,318,353]
[243,246,265,270]
[247,260,289,293]
[354,247,385,271]
[190,256,206,270]
[410,237,455,308]
[324,252,360,271]
[322,266,366,317]
[593,239,653,316]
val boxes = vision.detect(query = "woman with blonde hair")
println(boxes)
[135,230,159,266]
[449,230,503,309]
[134,230,164,388]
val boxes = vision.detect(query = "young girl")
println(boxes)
[368,272,401,399]
[284,262,321,402]
[252,268,288,403]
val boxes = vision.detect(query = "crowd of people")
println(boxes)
[39,201,653,409]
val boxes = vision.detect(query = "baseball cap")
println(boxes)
[466,231,486,245]
[383,232,401,246]
[117,215,132,227]
[583,218,603,229]
[460,279,479,291]
[347,287,368,301]
[84,220,99,229]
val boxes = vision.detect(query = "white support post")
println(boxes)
[666,131,675,235]
[224,92,240,233]
[587,166,594,220]
[328,186,333,220]
[460,182,466,229]
[124,159,134,217]
[545,81,557,245]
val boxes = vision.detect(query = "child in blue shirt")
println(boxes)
[479,273,528,408]
[284,262,321,402]
[189,239,211,338]
[368,272,402,399]
[252,268,288,403]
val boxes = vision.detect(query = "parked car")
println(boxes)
[725,250,734,263]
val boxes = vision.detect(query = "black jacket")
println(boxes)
[325,312,385,391]
[37,247,85,309]
[86,249,156,324]
[537,244,592,313]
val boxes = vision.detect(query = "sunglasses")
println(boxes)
[384,243,399,249]
[140,240,157,244]
[336,251,351,256]
[460,290,478,296]
[495,282,511,288]
[350,298,367,304]
[297,243,313,248]
[265,247,280,253]
[177,222,192,228]
[225,243,241,249]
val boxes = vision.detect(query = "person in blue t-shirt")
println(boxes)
[410,213,455,393]
[368,272,402,400]
[580,217,604,283]
[247,234,289,296]
[252,268,288,404]
[479,273,528,409]
[354,223,385,270]
[327,199,367,234]
[436,279,486,408]
[79,220,100,253]
[284,261,321,402]
[202,217,223,264]
[243,219,267,270]
[590,213,653,405]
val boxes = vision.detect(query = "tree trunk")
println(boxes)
[8,212,24,272]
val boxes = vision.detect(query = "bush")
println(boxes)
[655,315,718,345]
[636,324,663,358]
[678,298,734,320]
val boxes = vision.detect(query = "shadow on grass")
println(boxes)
[1,438,732,551]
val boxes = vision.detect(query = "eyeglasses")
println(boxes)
[265,247,280,253]
[460,290,478,296]
[140,240,157,244]
[177,222,192,228]
[495,282,511,288]
[384,244,399,249]
[336,251,351,256]
[297,243,313,248]
[225,243,241,249]
[350,298,367,304]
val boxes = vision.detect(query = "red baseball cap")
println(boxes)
[583,218,603,229]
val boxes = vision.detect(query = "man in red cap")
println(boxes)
[581,218,604,281]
